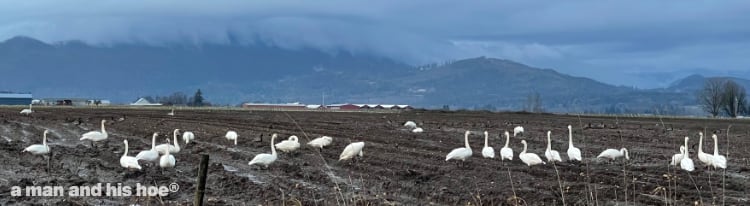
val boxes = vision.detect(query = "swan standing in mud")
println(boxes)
[339,142,365,161]
[680,137,695,172]
[136,133,160,162]
[566,125,582,162]
[412,127,424,133]
[711,134,727,169]
[597,148,629,161]
[160,139,176,168]
[404,121,417,129]
[80,120,108,148]
[513,126,524,137]
[670,146,685,166]
[446,131,473,163]
[182,131,195,144]
[23,129,50,155]
[545,131,562,163]
[225,131,238,145]
[249,133,278,168]
[307,136,333,150]
[481,131,495,158]
[167,108,175,116]
[20,104,33,115]
[275,135,301,153]
[500,131,513,161]
[519,140,544,166]
[155,129,180,154]
[120,140,142,170]
[697,132,713,168]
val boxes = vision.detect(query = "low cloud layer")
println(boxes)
[2,1,749,88]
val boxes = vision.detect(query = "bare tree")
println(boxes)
[721,80,747,117]
[698,78,725,117]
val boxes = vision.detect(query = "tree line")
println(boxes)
[142,89,209,106]
[698,79,747,117]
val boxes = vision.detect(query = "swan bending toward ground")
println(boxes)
[500,131,513,161]
[404,121,417,128]
[23,130,50,155]
[445,131,473,162]
[80,120,108,147]
[275,135,301,153]
[167,109,174,116]
[545,131,562,163]
[249,134,278,168]
[307,136,333,149]
[20,104,33,115]
[566,125,582,162]
[680,137,694,172]
[159,139,176,168]
[670,146,685,166]
[412,127,424,133]
[597,148,629,160]
[182,131,195,144]
[135,132,159,162]
[519,140,545,166]
[339,142,365,161]
[513,126,524,137]
[697,132,713,167]
[225,131,238,145]
[120,140,142,170]
[711,134,727,169]
[481,131,495,158]
[155,129,180,154]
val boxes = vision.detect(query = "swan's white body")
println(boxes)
[120,140,142,170]
[404,121,417,128]
[697,132,713,167]
[182,131,195,144]
[80,119,108,143]
[154,129,180,154]
[597,148,630,160]
[481,131,495,158]
[519,140,545,166]
[167,109,174,116]
[446,131,473,161]
[307,136,333,148]
[545,131,562,163]
[339,142,365,161]
[412,127,424,133]
[23,130,50,155]
[711,134,727,169]
[249,134,278,168]
[275,135,301,153]
[513,126,524,137]
[680,137,695,172]
[159,139,176,168]
[225,131,238,145]
[670,146,685,166]
[500,131,513,161]
[566,125,582,161]
[20,104,33,115]
[135,132,160,162]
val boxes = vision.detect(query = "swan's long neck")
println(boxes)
[464,132,470,149]
[29,104,32,110]
[698,133,704,153]
[568,127,574,148]
[165,141,171,156]
[521,142,527,154]
[101,121,106,134]
[683,138,689,152]
[504,132,510,148]
[622,148,629,159]
[172,130,180,148]
[123,141,128,157]
[713,136,719,156]
[43,132,47,146]
[546,132,552,151]
[271,135,277,155]
[484,132,489,147]
[151,134,156,149]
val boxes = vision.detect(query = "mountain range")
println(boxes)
[1,36,747,114]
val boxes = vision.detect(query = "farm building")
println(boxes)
[242,102,307,110]
[0,93,32,105]
[130,98,162,106]
[40,98,89,106]
[327,103,361,110]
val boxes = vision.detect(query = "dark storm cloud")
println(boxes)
[1,0,749,87]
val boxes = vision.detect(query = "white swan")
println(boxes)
[519,140,545,166]
[412,127,424,133]
[120,140,142,170]
[544,131,562,163]
[23,129,50,155]
[339,142,366,161]
[182,131,195,144]
[225,131,238,145]
[481,131,495,158]
[670,146,685,166]
[680,137,695,172]
[167,108,174,116]
[135,132,160,162]
[154,129,180,154]
[566,125,582,162]
[697,132,713,167]
[404,121,417,128]
[445,131,473,162]
[159,139,176,168]
[275,135,301,153]
[597,148,629,160]
[20,104,33,115]
[80,119,108,147]
[307,136,333,149]
[513,126,524,137]
[500,131,513,161]
[711,134,727,169]
[249,133,278,168]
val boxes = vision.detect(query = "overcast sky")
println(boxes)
[2,1,749,88]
